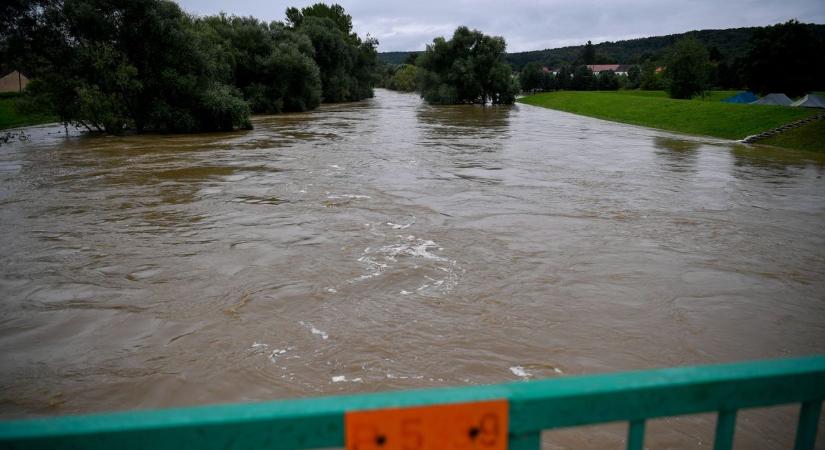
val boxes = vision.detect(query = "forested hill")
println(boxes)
[378,51,420,65]
[378,23,825,69]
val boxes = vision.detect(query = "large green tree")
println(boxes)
[415,26,519,105]
[286,3,378,103]
[639,59,664,90]
[745,20,825,97]
[4,0,251,133]
[519,62,544,92]
[581,40,596,65]
[197,15,321,113]
[390,64,418,92]
[664,36,710,99]
[571,65,595,90]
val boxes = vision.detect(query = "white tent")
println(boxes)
[791,94,825,109]
[751,93,793,106]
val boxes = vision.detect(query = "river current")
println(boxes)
[1,89,824,448]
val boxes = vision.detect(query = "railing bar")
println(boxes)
[793,399,822,450]
[509,431,541,450]
[713,409,737,450]
[626,419,645,450]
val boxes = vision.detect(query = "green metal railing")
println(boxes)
[1,355,823,450]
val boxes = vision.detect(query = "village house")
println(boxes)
[543,65,634,76]
[586,64,633,76]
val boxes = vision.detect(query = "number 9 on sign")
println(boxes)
[345,400,509,450]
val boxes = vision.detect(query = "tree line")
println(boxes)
[0,0,378,133]
[377,27,518,105]
[514,20,825,99]
[503,23,825,72]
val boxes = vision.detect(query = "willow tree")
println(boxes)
[197,15,322,113]
[285,3,378,103]
[416,26,519,105]
[4,0,251,133]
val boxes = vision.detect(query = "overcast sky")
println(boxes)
[177,0,825,52]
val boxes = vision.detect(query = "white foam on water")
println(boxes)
[326,288,337,293]
[332,375,363,383]
[510,366,532,379]
[386,217,415,230]
[327,194,371,199]
[379,238,445,261]
[268,349,288,363]
[300,321,329,340]
[348,235,462,294]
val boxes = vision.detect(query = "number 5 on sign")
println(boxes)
[345,400,509,450]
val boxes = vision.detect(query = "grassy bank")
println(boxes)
[0,93,57,130]
[758,119,825,152]
[518,91,817,141]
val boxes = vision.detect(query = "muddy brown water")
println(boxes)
[1,89,824,448]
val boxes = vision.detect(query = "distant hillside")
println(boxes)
[378,51,420,65]
[379,23,825,70]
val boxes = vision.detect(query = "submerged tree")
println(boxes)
[664,36,710,99]
[416,26,519,105]
[4,0,252,133]
[390,64,418,92]
[285,3,378,103]
[2,1,382,134]
[197,15,321,114]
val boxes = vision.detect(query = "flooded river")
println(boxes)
[1,89,824,448]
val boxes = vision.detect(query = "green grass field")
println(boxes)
[758,119,825,152]
[518,90,817,141]
[0,94,56,130]
[612,90,741,102]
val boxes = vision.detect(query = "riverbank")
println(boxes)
[0,94,56,130]
[518,91,820,146]
[757,118,825,152]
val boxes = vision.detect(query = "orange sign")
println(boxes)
[345,400,509,450]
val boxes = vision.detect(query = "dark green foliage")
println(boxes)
[2,1,376,134]
[626,65,641,89]
[744,20,825,97]
[571,66,595,90]
[2,0,251,133]
[390,65,418,92]
[540,71,556,91]
[555,65,572,90]
[596,71,619,90]
[640,59,665,90]
[286,3,378,103]
[376,63,418,92]
[519,62,544,93]
[197,16,321,114]
[416,27,519,105]
[664,37,710,99]
[377,51,421,65]
[504,24,825,71]
[581,41,596,65]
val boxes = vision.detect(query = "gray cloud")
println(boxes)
[177,0,825,52]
